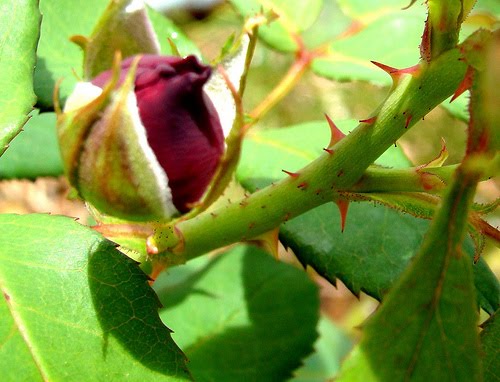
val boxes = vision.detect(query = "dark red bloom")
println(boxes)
[92,55,224,212]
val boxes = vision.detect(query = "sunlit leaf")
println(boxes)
[0,0,40,155]
[0,214,190,381]
[0,112,63,179]
[155,245,319,381]
[312,4,425,85]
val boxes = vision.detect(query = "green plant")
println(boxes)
[0,0,498,380]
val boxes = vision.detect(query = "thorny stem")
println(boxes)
[150,47,470,263]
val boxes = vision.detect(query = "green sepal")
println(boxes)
[56,57,120,187]
[75,0,161,79]
[76,58,177,221]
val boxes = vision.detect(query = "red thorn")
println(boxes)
[405,114,413,129]
[297,182,308,190]
[335,199,350,233]
[359,116,377,124]
[282,169,300,178]
[323,148,334,155]
[397,65,420,76]
[371,61,420,82]
[450,66,474,102]
[371,60,398,74]
[325,113,345,148]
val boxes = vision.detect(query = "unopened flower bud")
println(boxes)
[58,55,225,221]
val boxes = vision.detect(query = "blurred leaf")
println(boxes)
[301,1,352,48]
[0,214,190,381]
[155,245,319,382]
[236,122,500,313]
[0,112,63,179]
[336,167,482,381]
[291,315,353,382]
[481,310,500,381]
[35,0,199,107]
[312,3,425,84]
[441,93,469,122]
[237,120,410,190]
[336,0,416,18]
[229,0,323,52]
[0,0,40,155]
[473,0,500,16]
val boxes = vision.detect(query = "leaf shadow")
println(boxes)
[157,247,318,381]
[34,57,57,109]
[87,241,190,379]
[154,255,223,310]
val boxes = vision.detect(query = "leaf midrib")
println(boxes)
[0,280,48,382]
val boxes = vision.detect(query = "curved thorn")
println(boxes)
[325,113,345,147]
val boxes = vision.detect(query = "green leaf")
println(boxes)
[35,0,199,107]
[0,214,190,381]
[336,168,482,381]
[0,0,40,155]
[473,0,500,17]
[0,112,63,179]
[336,0,416,18]
[154,245,319,381]
[291,315,353,382]
[236,122,500,313]
[281,203,499,314]
[312,2,425,84]
[0,296,41,381]
[481,310,500,381]
[237,120,410,190]
[229,0,323,52]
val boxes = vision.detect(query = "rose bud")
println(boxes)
[58,55,225,221]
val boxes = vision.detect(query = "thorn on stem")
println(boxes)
[325,113,345,148]
[450,66,474,102]
[297,182,308,190]
[282,169,300,178]
[371,61,420,83]
[359,116,377,124]
[323,148,334,155]
[405,114,413,129]
[335,199,350,233]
